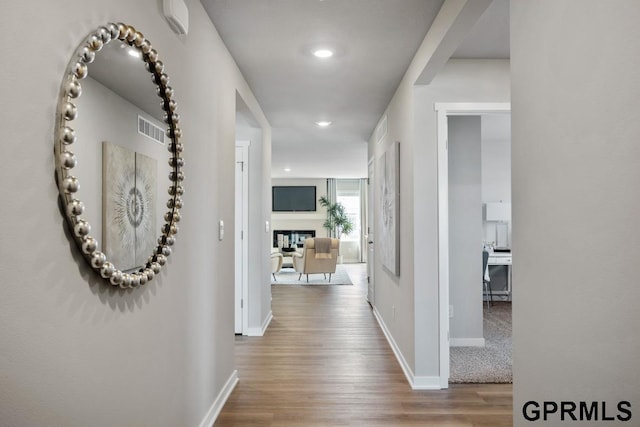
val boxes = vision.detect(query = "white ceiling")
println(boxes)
[201,0,509,179]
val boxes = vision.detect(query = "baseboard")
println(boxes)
[245,310,273,336]
[198,370,238,427]
[450,337,485,347]
[372,307,443,390]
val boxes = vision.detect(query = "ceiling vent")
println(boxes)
[138,115,165,145]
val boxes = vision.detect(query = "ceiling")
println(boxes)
[202,0,509,179]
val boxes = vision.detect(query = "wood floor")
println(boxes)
[215,264,512,426]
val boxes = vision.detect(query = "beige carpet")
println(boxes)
[272,265,353,285]
[449,301,512,383]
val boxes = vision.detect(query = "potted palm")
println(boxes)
[319,196,354,263]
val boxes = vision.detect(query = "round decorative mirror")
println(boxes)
[54,23,184,288]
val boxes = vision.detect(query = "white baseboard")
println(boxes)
[450,337,485,347]
[198,370,238,427]
[372,307,443,390]
[245,310,273,336]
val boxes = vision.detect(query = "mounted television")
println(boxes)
[272,186,317,212]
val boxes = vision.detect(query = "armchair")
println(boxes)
[271,252,284,281]
[291,238,339,282]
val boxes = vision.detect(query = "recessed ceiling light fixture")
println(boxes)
[312,49,334,58]
[284,167,292,172]
[315,121,332,127]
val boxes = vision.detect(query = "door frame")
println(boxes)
[435,102,510,387]
[235,141,250,335]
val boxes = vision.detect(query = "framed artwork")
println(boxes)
[102,142,157,271]
[379,141,400,276]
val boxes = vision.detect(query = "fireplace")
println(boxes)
[273,230,316,248]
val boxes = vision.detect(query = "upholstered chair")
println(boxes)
[291,238,339,282]
[271,252,284,280]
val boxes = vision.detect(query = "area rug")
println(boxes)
[449,302,512,383]
[272,265,353,285]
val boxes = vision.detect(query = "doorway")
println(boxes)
[435,103,511,385]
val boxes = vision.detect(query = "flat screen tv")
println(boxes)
[272,186,317,212]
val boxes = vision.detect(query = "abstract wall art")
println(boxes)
[379,141,400,276]
[102,141,157,271]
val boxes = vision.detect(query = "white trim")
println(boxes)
[245,310,273,337]
[435,102,511,389]
[436,107,450,389]
[435,102,511,114]
[450,338,485,347]
[235,142,250,335]
[373,307,443,390]
[198,370,238,427]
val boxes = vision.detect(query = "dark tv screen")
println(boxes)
[272,186,316,212]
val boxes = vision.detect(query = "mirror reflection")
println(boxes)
[55,23,183,288]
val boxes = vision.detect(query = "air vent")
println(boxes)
[138,115,165,145]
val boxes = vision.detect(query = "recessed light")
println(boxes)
[284,167,292,172]
[315,121,332,127]
[312,49,333,58]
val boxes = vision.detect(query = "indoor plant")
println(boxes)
[319,196,354,238]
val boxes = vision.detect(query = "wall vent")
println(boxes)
[138,115,165,145]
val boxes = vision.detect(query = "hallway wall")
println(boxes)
[511,1,640,425]
[0,1,270,425]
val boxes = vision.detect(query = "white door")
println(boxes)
[235,143,249,334]
[367,159,375,305]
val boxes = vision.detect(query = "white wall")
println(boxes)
[270,178,328,245]
[0,1,270,425]
[512,1,640,425]
[370,57,509,385]
[481,114,511,246]
[448,116,483,343]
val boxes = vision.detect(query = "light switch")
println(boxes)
[218,220,224,241]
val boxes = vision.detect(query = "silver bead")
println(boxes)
[73,219,91,237]
[161,246,171,257]
[60,151,77,169]
[150,262,161,274]
[126,26,137,42]
[67,199,84,216]
[154,60,164,74]
[144,268,155,281]
[98,27,112,43]
[63,102,77,121]
[90,251,106,268]
[100,262,115,278]
[61,126,76,145]
[168,185,184,196]
[133,32,144,47]
[147,49,158,62]
[63,176,80,193]
[87,35,103,52]
[164,86,174,98]
[107,23,120,39]
[138,272,148,285]
[81,235,97,253]
[110,270,124,286]
[130,274,141,287]
[73,61,88,80]
[117,23,129,40]
[160,73,170,86]
[67,79,82,98]
[168,99,177,112]
[121,273,133,288]
[169,171,184,182]
[140,40,151,54]
[156,254,167,266]
[80,46,95,64]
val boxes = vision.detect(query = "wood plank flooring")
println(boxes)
[214,264,512,426]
